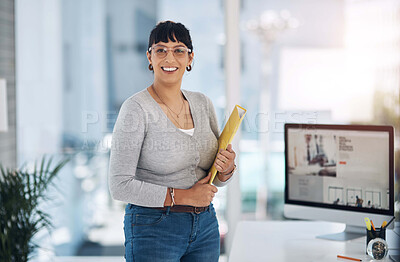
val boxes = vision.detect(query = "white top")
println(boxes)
[178,128,195,136]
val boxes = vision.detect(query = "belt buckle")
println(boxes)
[194,207,201,214]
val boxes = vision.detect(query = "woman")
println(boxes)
[109,21,237,262]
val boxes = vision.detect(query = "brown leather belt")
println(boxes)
[151,205,209,214]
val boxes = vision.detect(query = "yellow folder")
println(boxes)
[209,105,247,184]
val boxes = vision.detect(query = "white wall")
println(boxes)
[0,0,17,168]
[16,0,110,256]
[62,0,108,142]
[16,0,63,163]
[105,0,156,106]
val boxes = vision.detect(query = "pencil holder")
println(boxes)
[366,227,386,254]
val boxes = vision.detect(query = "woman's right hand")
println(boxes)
[187,172,218,207]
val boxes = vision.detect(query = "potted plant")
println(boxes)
[0,156,68,261]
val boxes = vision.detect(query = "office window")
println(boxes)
[365,191,381,208]
[16,0,227,256]
[239,0,399,220]
[329,186,344,204]
[347,189,362,205]
[14,0,400,258]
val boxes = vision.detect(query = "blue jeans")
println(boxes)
[124,203,220,262]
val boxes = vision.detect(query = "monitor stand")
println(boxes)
[316,225,364,241]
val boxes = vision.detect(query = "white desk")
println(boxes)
[229,221,399,262]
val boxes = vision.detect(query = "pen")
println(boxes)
[383,216,395,229]
[370,219,376,231]
[364,217,371,230]
[337,255,362,261]
[381,221,387,228]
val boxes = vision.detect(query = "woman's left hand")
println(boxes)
[214,144,236,176]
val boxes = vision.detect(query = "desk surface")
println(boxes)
[229,221,399,262]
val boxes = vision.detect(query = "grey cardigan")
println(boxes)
[108,88,232,207]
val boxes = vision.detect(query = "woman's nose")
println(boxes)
[164,50,176,62]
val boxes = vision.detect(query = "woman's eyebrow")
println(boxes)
[154,44,186,48]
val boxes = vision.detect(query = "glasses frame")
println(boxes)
[148,45,192,59]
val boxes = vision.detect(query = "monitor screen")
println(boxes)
[285,124,394,217]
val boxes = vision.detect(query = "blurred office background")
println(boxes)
[0,0,399,260]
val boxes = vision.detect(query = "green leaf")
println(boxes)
[0,156,69,260]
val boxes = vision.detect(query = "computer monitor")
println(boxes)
[284,123,395,241]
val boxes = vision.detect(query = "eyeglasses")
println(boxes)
[148,45,192,59]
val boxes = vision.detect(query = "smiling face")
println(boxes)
[147,40,194,87]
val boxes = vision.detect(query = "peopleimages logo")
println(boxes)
[79,135,219,152]
[81,110,320,135]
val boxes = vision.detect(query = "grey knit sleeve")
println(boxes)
[108,99,167,207]
[207,96,220,140]
[205,96,234,187]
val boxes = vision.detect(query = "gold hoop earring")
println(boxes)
[186,65,192,72]
[148,64,153,71]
